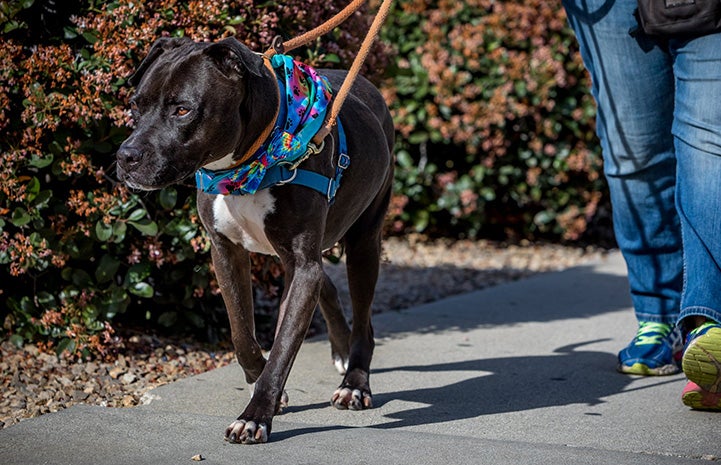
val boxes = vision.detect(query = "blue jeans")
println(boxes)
[562,0,721,327]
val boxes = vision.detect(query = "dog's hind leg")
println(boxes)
[331,173,393,411]
[318,272,351,374]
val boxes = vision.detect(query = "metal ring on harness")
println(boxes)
[275,165,298,185]
[270,35,286,55]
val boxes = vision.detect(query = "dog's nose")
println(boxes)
[116,144,143,167]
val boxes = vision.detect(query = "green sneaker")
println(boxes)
[682,322,721,393]
[617,322,683,376]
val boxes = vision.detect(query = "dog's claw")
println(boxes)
[224,420,268,444]
[331,387,372,410]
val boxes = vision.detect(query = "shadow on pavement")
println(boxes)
[277,340,682,441]
[369,341,655,429]
[370,265,633,337]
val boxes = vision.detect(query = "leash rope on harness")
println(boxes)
[266,0,368,58]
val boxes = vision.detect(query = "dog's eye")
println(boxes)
[174,106,191,117]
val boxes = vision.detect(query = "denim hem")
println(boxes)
[634,312,679,325]
[677,306,721,326]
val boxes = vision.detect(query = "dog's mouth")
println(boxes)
[116,136,206,191]
[124,172,196,192]
[123,178,162,191]
[117,162,198,192]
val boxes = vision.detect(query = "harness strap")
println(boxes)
[259,119,348,203]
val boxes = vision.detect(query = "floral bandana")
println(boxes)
[195,54,333,195]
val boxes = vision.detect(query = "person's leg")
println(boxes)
[562,0,683,374]
[669,33,721,409]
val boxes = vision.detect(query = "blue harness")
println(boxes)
[195,54,349,203]
[254,120,349,202]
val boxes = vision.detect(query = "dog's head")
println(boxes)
[116,37,266,190]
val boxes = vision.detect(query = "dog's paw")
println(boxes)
[224,419,269,444]
[331,386,373,410]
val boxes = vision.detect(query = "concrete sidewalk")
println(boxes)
[1,251,718,464]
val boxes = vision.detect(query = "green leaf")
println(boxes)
[71,269,93,287]
[408,132,429,145]
[414,210,430,232]
[61,268,74,281]
[129,282,154,298]
[533,210,555,226]
[36,291,56,307]
[158,187,177,210]
[95,220,113,241]
[32,190,52,209]
[95,255,120,283]
[157,311,177,327]
[129,219,158,236]
[63,26,78,39]
[3,20,25,34]
[28,153,54,168]
[127,208,147,222]
[126,263,151,284]
[55,338,76,356]
[25,177,40,197]
[9,334,24,348]
[82,31,99,44]
[11,208,32,227]
[112,221,127,243]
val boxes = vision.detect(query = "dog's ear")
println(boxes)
[204,37,265,80]
[129,37,192,86]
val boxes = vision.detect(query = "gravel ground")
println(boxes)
[0,238,609,430]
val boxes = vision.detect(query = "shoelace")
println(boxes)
[634,322,672,345]
[688,321,717,340]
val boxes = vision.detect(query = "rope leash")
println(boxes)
[266,0,368,57]
[264,0,394,146]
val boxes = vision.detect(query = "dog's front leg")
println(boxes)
[209,238,267,384]
[226,232,325,444]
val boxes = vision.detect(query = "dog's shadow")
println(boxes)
[276,340,681,440]
[274,259,679,441]
[370,340,639,429]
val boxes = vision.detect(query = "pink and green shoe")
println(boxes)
[681,322,721,411]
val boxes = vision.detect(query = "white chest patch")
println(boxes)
[212,190,277,255]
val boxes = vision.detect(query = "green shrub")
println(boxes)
[381,0,606,240]
[0,0,384,358]
[1,0,608,357]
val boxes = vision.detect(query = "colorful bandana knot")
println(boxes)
[196,54,334,195]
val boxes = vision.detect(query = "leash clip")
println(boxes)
[286,140,325,171]
[306,139,325,156]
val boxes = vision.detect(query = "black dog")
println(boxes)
[116,37,394,443]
